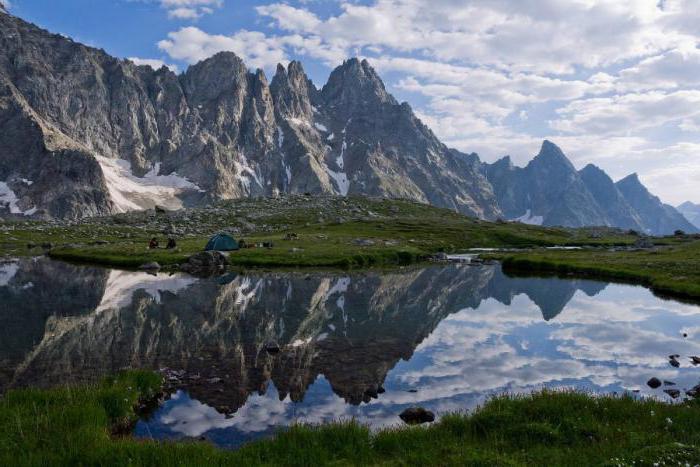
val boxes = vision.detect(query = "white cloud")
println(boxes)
[550,90,700,135]
[158,27,288,70]
[159,0,223,19]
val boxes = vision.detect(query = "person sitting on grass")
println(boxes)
[166,238,177,249]
[148,237,159,249]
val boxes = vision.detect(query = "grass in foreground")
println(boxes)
[3,372,700,465]
[490,239,700,301]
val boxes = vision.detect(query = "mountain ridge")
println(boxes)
[0,11,694,235]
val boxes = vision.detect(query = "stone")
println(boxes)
[139,262,161,271]
[399,407,435,425]
[647,377,662,389]
[179,251,227,276]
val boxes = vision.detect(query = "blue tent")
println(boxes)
[205,233,239,251]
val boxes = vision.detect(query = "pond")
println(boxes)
[1,257,699,449]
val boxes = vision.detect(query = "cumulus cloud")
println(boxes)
[158,27,288,70]
[159,0,223,19]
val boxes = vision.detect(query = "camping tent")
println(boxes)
[205,233,239,251]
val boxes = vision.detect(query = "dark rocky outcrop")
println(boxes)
[399,407,435,424]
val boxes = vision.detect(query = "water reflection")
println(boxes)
[1,257,700,448]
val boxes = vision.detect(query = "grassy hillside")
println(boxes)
[0,195,639,269]
[2,371,700,466]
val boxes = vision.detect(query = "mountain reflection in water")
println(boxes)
[1,257,700,449]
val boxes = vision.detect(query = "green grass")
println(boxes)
[3,372,700,465]
[490,238,700,301]
[0,196,642,269]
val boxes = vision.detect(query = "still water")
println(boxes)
[1,257,700,449]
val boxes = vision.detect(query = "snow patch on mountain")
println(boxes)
[513,209,544,226]
[233,155,263,193]
[96,156,203,213]
[0,181,36,216]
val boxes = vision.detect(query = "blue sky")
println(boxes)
[5,0,700,204]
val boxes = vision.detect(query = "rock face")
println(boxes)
[0,12,500,220]
[484,141,608,227]
[482,141,697,235]
[616,174,697,235]
[677,201,700,230]
[579,164,644,231]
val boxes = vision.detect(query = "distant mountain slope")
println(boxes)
[579,164,644,231]
[677,202,700,229]
[482,142,696,235]
[485,141,609,228]
[616,174,698,234]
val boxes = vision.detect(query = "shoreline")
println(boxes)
[3,371,700,465]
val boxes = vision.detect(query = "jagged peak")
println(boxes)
[321,57,395,106]
[530,140,575,170]
[616,173,654,199]
[579,163,609,178]
[184,51,247,78]
[618,172,641,185]
[491,155,514,170]
[679,201,699,209]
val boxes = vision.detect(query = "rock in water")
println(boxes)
[399,407,435,425]
[139,262,161,271]
[647,377,662,389]
[179,251,227,276]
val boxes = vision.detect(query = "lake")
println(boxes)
[1,257,699,449]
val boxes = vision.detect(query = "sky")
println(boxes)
[4,0,700,205]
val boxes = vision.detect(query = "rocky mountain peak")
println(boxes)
[579,164,611,184]
[270,60,317,119]
[491,155,514,170]
[321,58,397,115]
[530,140,575,171]
[616,173,646,195]
[181,51,247,103]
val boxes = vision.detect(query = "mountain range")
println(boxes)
[0,10,696,235]
[678,202,700,230]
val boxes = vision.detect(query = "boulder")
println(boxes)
[399,407,435,425]
[179,251,227,276]
[647,377,662,389]
[139,262,161,271]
